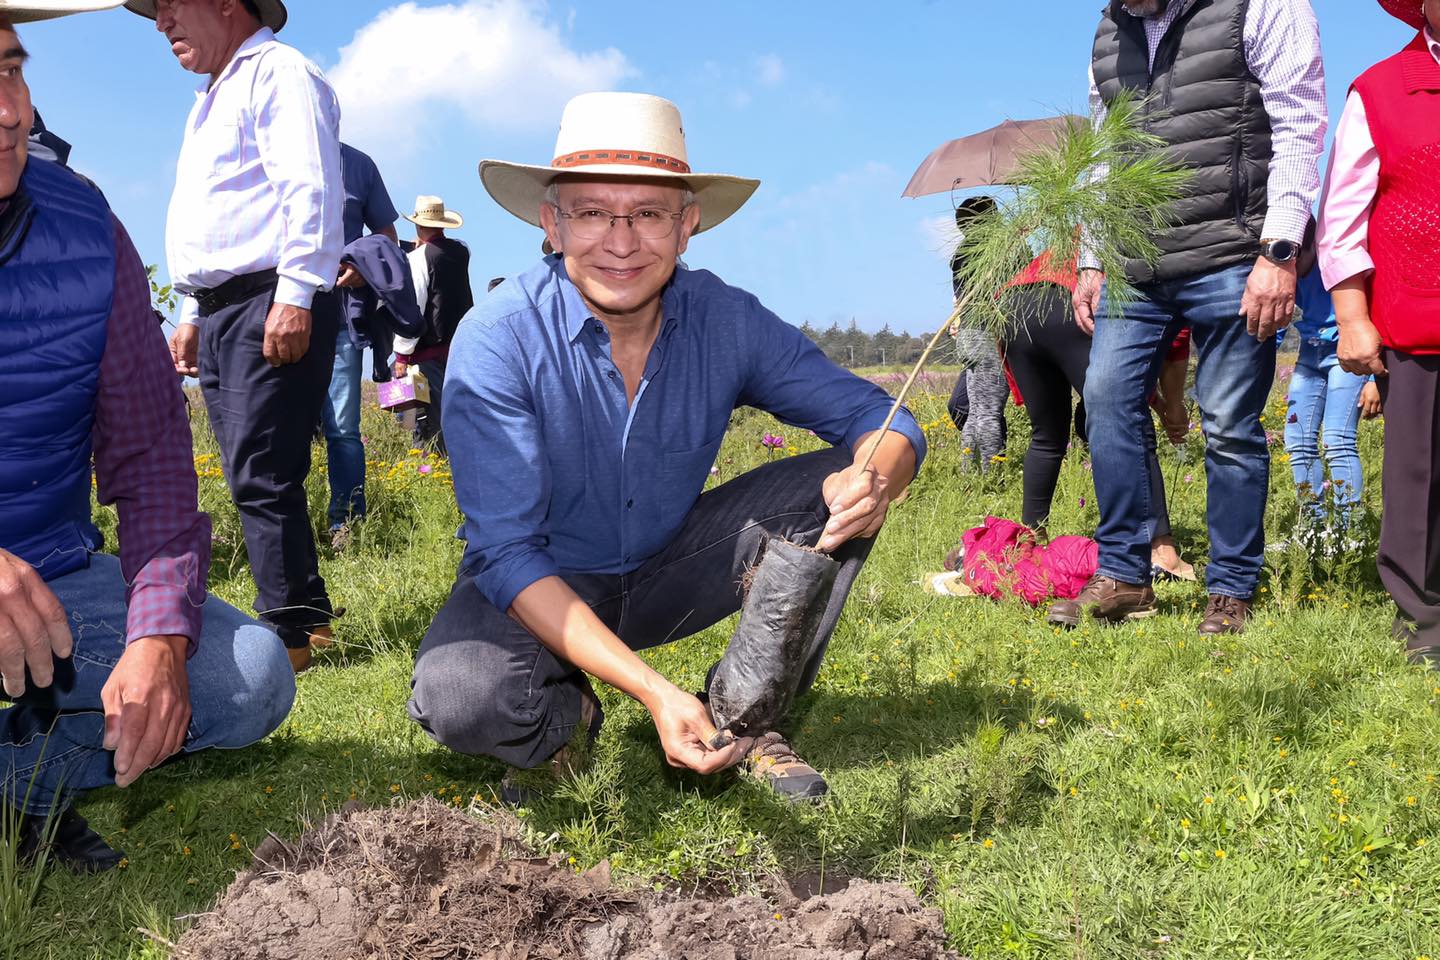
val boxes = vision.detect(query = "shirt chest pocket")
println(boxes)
[192,119,248,181]
[651,432,724,521]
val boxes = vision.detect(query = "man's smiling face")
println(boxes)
[540,176,700,325]
[0,18,33,201]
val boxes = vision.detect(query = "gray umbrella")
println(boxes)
[902,116,1082,198]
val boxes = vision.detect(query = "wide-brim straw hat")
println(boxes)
[479,92,760,235]
[0,0,124,22]
[124,0,286,32]
[1378,0,1426,28]
[405,196,463,230]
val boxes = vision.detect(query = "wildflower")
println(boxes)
[760,433,784,450]
[1180,818,1191,829]
[419,464,433,475]
[1078,497,1086,508]
[1407,796,1418,807]
[1214,849,1227,859]
[1184,473,1194,483]
[710,466,719,476]
[182,846,192,856]
[982,838,995,849]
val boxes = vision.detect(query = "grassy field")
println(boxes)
[4,364,1439,960]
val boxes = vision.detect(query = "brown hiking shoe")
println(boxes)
[1047,574,1157,628]
[500,679,602,806]
[1198,595,1251,635]
[740,732,828,803]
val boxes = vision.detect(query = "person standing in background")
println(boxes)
[327,142,400,546]
[1319,0,1440,667]
[396,195,473,456]
[948,196,1008,470]
[1282,219,1379,536]
[132,0,344,673]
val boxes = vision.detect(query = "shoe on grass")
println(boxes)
[500,678,602,807]
[1197,594,1251,635]
[740,731,828,803]
[1047,574,1157,628]
[5,803,125,874]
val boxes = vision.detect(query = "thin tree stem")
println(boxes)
[857,290,975,474]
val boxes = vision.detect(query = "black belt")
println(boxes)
[193,268,279,317]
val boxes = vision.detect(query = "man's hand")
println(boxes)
[0,549,72,699]
[170,323,200,377]
[336,264,367,289]
[819,462,890,553]
[1359,381,1384,420]
[1073,269,1103,336]
[645,683,747,774]
[262,303,313,367]
[1240,256,1297,341]
[100,635,191,789]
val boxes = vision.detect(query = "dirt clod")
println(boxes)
[176,799,960,960]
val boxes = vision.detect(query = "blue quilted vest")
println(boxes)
[0,158,114,581]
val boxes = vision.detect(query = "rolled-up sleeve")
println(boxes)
[736,297,927,469]
[93,218,211,649]
[444,316,561,613]
[254,55,344,310]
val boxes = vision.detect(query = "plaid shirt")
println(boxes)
[1083,0,1329,267]
[96,217,211,648]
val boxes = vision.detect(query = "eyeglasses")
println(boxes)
[553,205,686,241]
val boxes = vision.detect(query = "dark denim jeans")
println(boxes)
[1084,262,1275,598]
[408,447,873,769]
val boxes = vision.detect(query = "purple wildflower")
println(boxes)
[761,433,785,450]
[418,464,433,475]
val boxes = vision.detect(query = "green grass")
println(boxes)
[4,373,1439,960]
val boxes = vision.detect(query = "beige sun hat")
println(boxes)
[479,92,760,235]
[0,0,125,22]
[124,0,286,32]
[405,196,463,230]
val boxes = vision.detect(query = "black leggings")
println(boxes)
[1002,284,1171,537]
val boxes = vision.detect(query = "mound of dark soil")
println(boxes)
[176,798,961,960]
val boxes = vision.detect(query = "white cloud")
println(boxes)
[754,54,785,87]
[920,213,957,263]
[328,0,633,151]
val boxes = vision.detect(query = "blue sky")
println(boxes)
[18,0,1411,335]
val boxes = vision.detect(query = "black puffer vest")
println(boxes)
[1092,0,1271,283]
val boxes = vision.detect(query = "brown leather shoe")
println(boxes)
[287,645,313,674]
[1197,594,1251,635]
[740,731,828,802]
[1047,574,1157,628]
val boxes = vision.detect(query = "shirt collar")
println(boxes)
[194,26,276,97]
[554,256,684,344]
[1429,27,1440,66]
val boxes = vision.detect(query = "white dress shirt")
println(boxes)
[168,28,343,325]
[1083,0,1329,268]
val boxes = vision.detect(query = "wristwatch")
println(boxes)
[1260,238,1299,264]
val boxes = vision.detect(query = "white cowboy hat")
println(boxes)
[124,0,286,32]
[0,0,124,22]
[404,196,463,230]
[479,92,760,235]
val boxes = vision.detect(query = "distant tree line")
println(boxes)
[797,320,935,368]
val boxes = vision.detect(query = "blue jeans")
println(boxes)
[1085,262,1276,597]
[1284,338,1366,521]
[322,336,366,529]
[1,554,295,815]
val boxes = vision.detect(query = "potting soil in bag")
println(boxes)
[708,539,840,743]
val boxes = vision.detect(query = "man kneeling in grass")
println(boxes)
[0,1,295,873]
[408,93,925,802]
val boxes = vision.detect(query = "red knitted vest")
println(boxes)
[1353,34,1440,353]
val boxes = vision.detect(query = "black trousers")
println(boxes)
[408,447,874,769]
[1002,283,1171,537]
[197,287,339,649]
[1378,350,1440,651]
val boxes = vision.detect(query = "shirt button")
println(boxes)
[627,499,634,509]
[608,370,616,379]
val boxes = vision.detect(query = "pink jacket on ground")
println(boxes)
[961,517,1098,606]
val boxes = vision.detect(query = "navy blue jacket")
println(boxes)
[340,234,424,348]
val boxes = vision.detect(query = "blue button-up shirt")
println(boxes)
[445,256,928,613]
